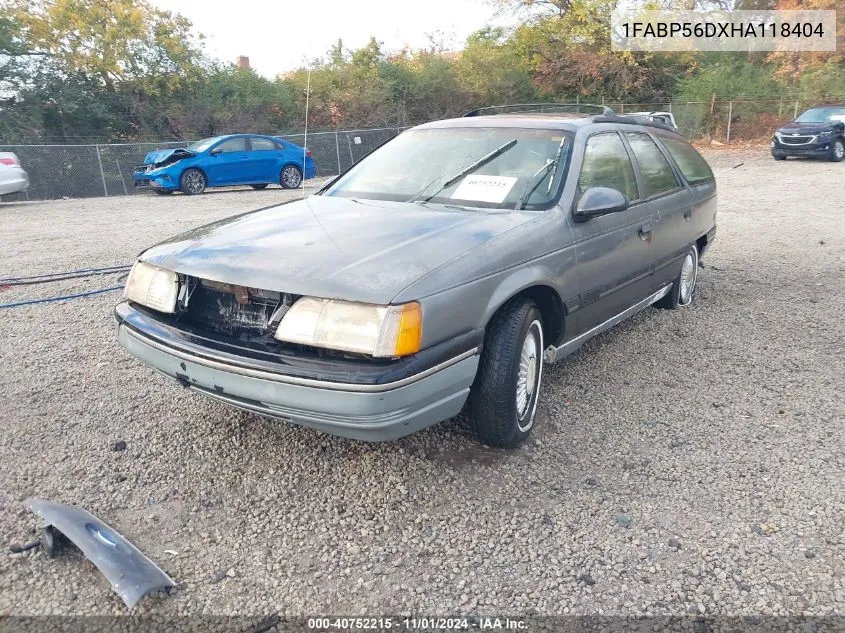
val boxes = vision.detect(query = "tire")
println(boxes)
[773,154,786,161]
[251,183,269,190]
[830,138,845,162]
[657,243,699,310]
[468,299,544,449]
[180,168,206,195]
[280,165,303,189]
[153,189,173,195]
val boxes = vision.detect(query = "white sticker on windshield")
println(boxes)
[451,175,518,204]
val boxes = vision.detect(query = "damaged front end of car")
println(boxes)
[133,148,195,189]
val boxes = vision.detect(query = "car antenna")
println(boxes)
[302,67,311,199]
[713,162,744,177]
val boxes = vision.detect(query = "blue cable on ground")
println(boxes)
[0,264,130,284]
[0,285,123,309]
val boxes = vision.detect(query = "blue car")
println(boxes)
[133,134,317,195]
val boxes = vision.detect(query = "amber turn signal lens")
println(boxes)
[394,302,422,356]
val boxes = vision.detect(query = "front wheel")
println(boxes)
[830,139,844,162]
[280,165,303,189]
[773,154,786,161]
[468,299,544,449]
[180,168,206,195]
[251,183,269,190]
[658,244,699,309]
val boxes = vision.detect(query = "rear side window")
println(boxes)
[250,137,277,151]
[660,137,714,184]
[577,133,638,202]
[624,132,680,197]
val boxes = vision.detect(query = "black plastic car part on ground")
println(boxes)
[771,105,845,162]
[24,498,176,609]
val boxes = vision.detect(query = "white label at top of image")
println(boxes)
[611,10,837,52]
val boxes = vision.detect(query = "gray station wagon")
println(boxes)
[116,104,717,448]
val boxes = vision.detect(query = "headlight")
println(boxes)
[274,297,422,357]
[124,261,179,313]
[820,129,834,137]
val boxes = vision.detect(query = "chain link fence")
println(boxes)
[0,99,805,201]
[1,127,409,201]
[606,98,809,143]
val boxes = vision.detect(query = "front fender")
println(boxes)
[480,265,559,327]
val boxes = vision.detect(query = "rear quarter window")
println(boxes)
[624,132,680,197]
[660,137,714,185]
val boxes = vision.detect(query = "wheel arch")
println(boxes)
[180,164,209,184]
[482,270,566,350]
[280,161,303,174]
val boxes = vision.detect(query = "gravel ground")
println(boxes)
[0,154,843,623]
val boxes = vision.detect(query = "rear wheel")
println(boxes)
[830,139,845,162]
[658,244,699,309]
[468,299,544,449]
[180,168,206,195]
[251,183,269,190]
[280,165,302,189]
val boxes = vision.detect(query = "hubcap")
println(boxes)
[186,171,204,193]
[678,246,698,306]
[515,321,543,432]
[282,167,301,188]
[835,142,844,159]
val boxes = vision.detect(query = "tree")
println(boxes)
[491,0,575,18]
[11,0,205,92]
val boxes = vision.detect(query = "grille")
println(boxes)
[779,135,814,145]
[179,280,287,341]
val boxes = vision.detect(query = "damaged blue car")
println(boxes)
[133,133,317,195]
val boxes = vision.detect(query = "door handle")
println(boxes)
[639,223,652,240]
[683,207,693,220]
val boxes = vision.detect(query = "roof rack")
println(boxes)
[463,103,615,117]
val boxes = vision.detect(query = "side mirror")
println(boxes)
[574,186,629,221]
[210,147,223,156]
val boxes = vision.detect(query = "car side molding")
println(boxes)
[25,498,177,609]
[544,284,672,363]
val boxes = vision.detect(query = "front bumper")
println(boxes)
[771,137,835,157]
[133,170,176,190]
[115,302,480,441]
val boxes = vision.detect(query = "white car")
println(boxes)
[0,152,29,199]
[627,111,678,130]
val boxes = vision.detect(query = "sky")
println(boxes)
[149,0,517,78]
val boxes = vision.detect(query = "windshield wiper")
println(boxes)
[514,136,568,210]
[411,139,518,203]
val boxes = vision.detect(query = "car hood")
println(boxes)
[142,148,195,166]
[776,122,841,136]
[140,196,536,304]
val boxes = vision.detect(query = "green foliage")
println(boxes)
[675,58,784,100]
[1,0,844,144]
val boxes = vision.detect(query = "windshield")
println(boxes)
[324,127,574,209]
[187,136,223,153]
[795,107,845,123]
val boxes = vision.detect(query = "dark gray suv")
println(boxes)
[115,104,717,448]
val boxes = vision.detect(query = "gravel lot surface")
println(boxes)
[0,154,843,623]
